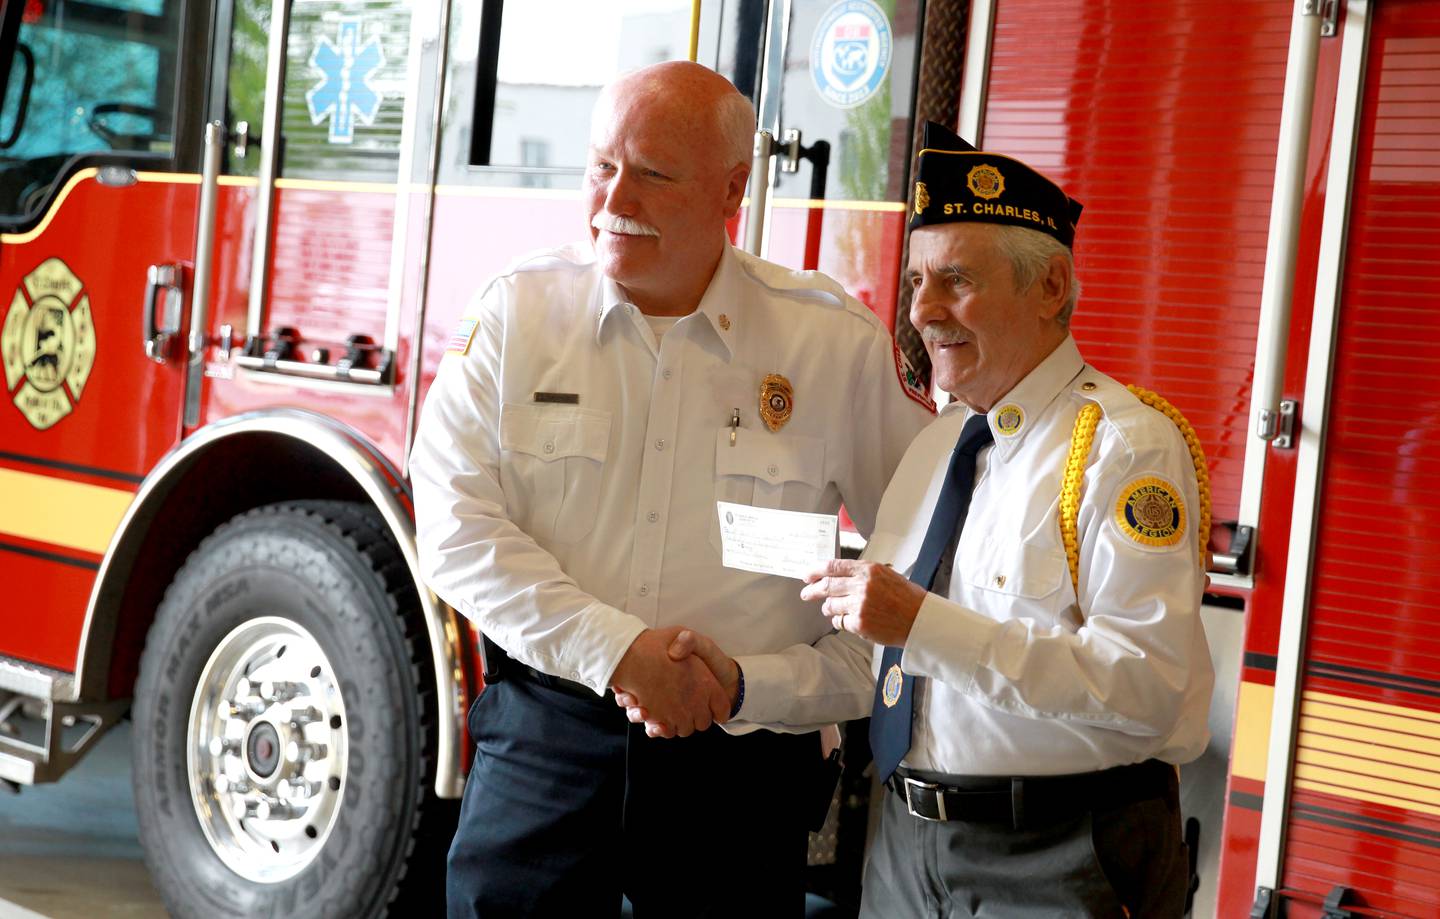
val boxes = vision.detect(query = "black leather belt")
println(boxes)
[508,662,608,703]
[478,633,611,704]
[887,759,1174,829]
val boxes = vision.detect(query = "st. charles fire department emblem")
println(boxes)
[1,258,97,430]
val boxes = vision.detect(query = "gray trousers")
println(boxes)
[860,775,1189,918]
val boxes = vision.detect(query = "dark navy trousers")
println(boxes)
[446,676,818,918]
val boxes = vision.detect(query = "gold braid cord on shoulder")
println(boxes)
[1060,385,1213,594]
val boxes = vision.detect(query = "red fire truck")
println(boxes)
[0,0,1435,915]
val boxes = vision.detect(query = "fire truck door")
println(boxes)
[0,0,207,670]
[1247,2,1440,915]
[748,0,924,332]
[226,0,423,392]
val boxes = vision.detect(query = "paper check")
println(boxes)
[716,501,838,580]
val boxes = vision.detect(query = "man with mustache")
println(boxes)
[658,123,1215,916]
[410,61,932,917]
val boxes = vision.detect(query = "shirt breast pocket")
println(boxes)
[962,537,1070,615]
[708,428,826,552]
[499,403,612,544]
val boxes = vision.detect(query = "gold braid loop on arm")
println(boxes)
[1126,385,1212,567]
[1059,386,1214,596]
[1060,403,1103,593]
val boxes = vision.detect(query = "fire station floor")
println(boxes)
[0,723,164,918]
[0,723,857,918]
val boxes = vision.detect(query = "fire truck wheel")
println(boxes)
[131,500,452,918]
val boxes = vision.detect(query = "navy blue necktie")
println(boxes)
[870,413,994,781]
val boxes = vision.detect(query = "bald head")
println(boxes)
[594,61,755,173]
[584,62,755,316]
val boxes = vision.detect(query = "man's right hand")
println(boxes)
[666,629,739,708]
[609,627,731,738]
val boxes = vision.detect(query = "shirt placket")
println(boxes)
[625,311,684,623]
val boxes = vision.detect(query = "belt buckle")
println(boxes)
[902,776,947,822]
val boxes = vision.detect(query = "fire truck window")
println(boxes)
[0,0,181,222]
[273,0,411,184]
[772,0,923,204]
[443,0,759,189]
[84,0,165,14]
[223,0,269,177]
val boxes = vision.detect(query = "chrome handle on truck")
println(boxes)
[142,262,184,364]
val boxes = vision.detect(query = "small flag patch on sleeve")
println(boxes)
[446,318,479,355]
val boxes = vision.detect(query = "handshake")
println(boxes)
[609,626,736,738]
[607,559,929,738]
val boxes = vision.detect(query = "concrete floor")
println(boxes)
[0,723,851,919]
[0,722,167,919]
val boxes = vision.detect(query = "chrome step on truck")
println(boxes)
[0,658,126,789]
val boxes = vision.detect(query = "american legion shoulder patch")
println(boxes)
[1113,475,1187,549]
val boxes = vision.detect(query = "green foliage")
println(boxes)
[226,0,271,176]
[837,0,895,203]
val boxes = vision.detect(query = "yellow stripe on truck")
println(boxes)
[0,467,133,555]
[1231,680,1274,782]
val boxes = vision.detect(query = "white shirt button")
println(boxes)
[663,369,673,380]
[647,511,659,522]
[767,463,779,477]
[638,584,649,596]
[654,439,666,451]
[543,441,555,454]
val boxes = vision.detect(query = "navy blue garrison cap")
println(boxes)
[910,121,1084,249]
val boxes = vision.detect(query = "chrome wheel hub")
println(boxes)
[187,617,348,883]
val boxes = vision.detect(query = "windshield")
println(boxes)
[0,0,180,223]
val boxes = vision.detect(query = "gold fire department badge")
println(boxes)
[914,180,930,215]
[967,163,1005,200]
[2,258,96,430]
[758,373,793,432]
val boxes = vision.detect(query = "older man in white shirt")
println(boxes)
[410,61,931,918]
[668,122,1214,917]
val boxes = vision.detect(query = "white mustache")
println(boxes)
[592,213,660,237]
[921,323,969,346]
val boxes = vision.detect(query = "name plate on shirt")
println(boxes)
[716,501,838,580]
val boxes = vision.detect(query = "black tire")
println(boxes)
[132,501,454,918]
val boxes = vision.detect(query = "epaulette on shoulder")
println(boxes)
[1072,371,1178,454]
[468,244,592,304]
[1073,369,1142,421]
[732,248,880,328]
[503,242,594,277]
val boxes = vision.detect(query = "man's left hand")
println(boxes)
[800,558,927,647]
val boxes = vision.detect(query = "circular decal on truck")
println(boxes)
[810,0,893,110]
[1,258,96,430]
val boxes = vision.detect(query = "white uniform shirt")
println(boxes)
[411,243,932,704]
[742,337,1214,772]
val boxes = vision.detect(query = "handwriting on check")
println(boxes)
[716,501,838,580]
